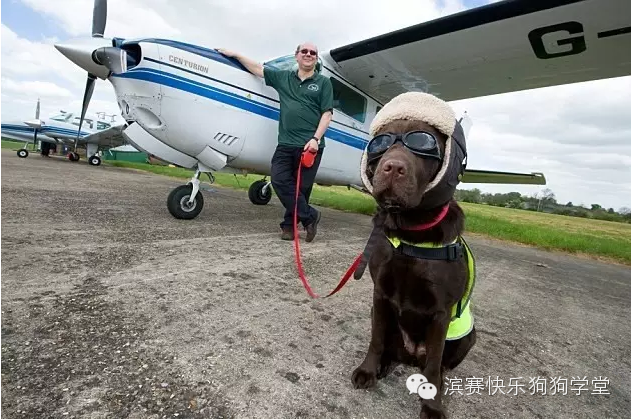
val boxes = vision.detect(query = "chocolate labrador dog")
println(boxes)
[351,92,477,419]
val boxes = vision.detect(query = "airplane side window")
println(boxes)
[97,121,110,130]
[330,77,367,123]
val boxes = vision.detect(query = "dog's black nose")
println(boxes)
[382,159,407,177]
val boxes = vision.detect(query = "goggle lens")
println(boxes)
[405,131,437,151]
[366,131,441,160]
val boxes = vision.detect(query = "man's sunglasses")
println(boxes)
[366,131,442,161]
[299,49,317,56]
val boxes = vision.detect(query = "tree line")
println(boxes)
[454,188,631,224]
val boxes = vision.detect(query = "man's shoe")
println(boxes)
[305,210,321,243]
[281,228,293,240]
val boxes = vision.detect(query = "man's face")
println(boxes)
[295,43,318,71]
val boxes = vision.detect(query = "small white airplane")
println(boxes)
[54,0,631,219]
[1,98,126,166]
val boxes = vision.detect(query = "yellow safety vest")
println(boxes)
[386,235,475,341]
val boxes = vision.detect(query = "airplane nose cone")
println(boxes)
[54,38,112,79]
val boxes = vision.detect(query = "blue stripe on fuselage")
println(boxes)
[124,38,249,73]
[1,123,89,137]
[2,124,34,133]
[112,68,369,150]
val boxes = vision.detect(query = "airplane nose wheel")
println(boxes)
[68,152,80,162]
[89,155,101,166]
[17,149,29,158]
[248,179,273,205]
[167,184,204,220]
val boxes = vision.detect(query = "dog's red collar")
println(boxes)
[402,203,450,231]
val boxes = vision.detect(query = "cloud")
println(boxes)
[1,24,83,85]
[2,0,629,211]
[1,23,121,123]
[449,75,631,210]
[1,78,73,98]
[20,0,181,39]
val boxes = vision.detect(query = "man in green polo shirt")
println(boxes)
[217,43,334,242]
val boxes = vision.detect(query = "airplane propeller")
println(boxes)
[72,0,108,153]
[23,98,41,151]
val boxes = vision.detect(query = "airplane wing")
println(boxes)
[81,124,128,148]
[461,169,546,185]
[324,0,631,104]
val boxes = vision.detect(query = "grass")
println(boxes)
[104,160,631,266]
[3,138,628,266]
[106,160,379,215]
[2,139,29,150]
[460,203,631,264]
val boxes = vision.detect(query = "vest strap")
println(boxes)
[393,240,463,261]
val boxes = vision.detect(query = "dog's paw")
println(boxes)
[420,403,446,419]
[351,366,377,389]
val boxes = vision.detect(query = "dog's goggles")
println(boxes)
[366,131,442,161]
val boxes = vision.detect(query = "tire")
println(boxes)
[89,155,101,166]
[167,184,204,220]
[17,149,29,158]
[248,180,272,205]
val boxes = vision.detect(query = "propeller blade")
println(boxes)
[75,73,97,151]
[35,98,40,119]
[92,0,107,37]
[94,47,127,74]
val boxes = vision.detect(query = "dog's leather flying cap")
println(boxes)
[360,92,467,210]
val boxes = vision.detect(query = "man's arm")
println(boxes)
[216,48,263,78]
[314,111,333,141]
[305,111,332,152]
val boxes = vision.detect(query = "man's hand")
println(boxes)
[304,138,319,152]
[216,48,236,57]
[216,48,263,78]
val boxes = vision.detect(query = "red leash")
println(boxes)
[293,150,363,298]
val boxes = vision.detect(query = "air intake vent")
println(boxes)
[214,132,239,146]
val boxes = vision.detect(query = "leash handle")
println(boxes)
[301,149,317,168]
[293,154,361,298]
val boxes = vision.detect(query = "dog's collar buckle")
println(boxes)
[445,243,463,261]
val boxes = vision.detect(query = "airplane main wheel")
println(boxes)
[248,180,273,205]
[89,155,101,166]
[68,152,80,161]
[17,149,29,158]
[167,184,204,220]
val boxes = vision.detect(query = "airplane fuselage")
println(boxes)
[108,38,381,187]
[1,119,92,144]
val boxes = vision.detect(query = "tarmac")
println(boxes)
[2,148,630,419]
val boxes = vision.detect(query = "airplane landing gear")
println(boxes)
[89,155,101,166]
[17,149,29,158]
[167,168,204,219]
[248,179,273,205]
[68,152,80,161]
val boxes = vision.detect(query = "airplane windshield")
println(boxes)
[264,55,296,71]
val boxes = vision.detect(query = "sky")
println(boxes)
[1,0,630,211]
